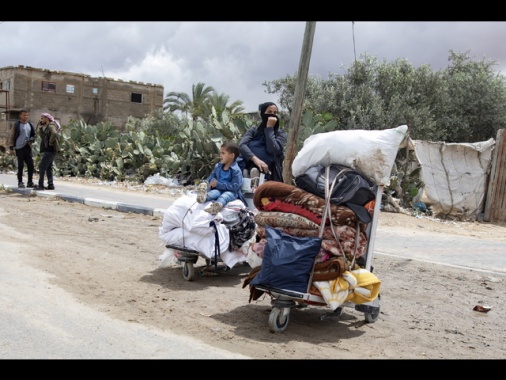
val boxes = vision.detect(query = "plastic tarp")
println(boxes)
[412,138,495,219]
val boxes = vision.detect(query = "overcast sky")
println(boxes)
[1,21,506,113]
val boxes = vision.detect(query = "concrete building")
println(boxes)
[0,65,164,150]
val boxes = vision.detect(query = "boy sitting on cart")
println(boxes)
[196,141,248,215]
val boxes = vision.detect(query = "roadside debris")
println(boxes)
[473,305,492,313]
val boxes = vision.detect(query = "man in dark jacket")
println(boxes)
[8,109,36,188]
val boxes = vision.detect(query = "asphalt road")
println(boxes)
[0,231,250,359]
[1,172,505,359]
[0,173,250,359]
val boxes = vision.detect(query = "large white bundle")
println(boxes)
[292,125,408,186]
[158,195,249,267]
[160,194,216,237]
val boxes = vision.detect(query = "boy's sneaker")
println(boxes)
[204,202,223,215]
[18,182,25,188]
[45,185,55,190]
[196,182,208,204]
[26,182,35,188]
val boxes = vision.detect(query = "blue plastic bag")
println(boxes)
[250,225,322,293]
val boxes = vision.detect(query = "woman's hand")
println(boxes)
[252,157,269,173]
[266,116,277,128]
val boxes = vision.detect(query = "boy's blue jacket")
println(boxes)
[207,161,247,206]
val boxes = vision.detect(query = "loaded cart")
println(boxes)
[243,125,408,333]
[159,196,256,281]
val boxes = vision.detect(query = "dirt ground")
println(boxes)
[1,182,505,359]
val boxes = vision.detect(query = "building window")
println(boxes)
[3,80,11,90]
[42,81,56,92]
[66,84,75,94]
[92,87,98,94]
[131,93,142,103]
[0,82,2,90]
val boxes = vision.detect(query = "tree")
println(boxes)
[203,92,245,119]
[124,109,188,139]
[163,82,216,120]
[264,51,506,143]
[441,50,506,143]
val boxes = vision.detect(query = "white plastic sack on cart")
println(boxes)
[159,247,179,268]
[159,195,230,256]
[292,125,408,186]
[158,195,249,268]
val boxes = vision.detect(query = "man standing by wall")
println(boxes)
[8,109,35,188]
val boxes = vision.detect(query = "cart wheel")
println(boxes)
[182,262,195,281]
[364,306,380,323]
[268,307,290,333]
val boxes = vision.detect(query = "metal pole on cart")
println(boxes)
[364,186,384,271]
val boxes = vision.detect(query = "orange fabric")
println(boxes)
[365,200,375,213]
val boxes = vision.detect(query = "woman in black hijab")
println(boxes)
[238,102,288,182]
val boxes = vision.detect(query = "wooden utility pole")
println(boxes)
[282,21,317,184]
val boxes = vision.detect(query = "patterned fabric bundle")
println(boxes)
[228,208,256,251]
[244,179,374,306]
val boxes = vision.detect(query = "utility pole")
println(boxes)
[282,21,316,183]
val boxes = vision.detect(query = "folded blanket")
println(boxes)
[254,211,320,230]
[253,181,296,208]
[255,225,367,260]
[262,198,324,225]
[313,268,381,310]
[254,182,363,230]
[346,268,381,304]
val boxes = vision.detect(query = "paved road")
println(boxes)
[1,172,505,358]
[0,173,250,359]
[0,232,249,359]
[373,227,506,276]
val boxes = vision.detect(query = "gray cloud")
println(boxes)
[2,21,506,113]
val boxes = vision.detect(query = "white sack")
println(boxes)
[292,125,408,186]
[161,194,216,236]
[159,226,230,259]
[158,226,246,268]
[158,196,248,267]
[158,247,179,268]
[220,248,248,269]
